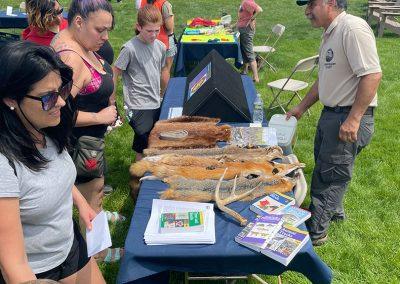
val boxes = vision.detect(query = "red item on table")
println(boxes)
[189,17,217,28]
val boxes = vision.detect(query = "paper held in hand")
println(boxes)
[86,210,112,257]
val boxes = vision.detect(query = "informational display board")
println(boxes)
[187,63,212,100]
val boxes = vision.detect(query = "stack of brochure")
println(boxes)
[235,213,309,266]
[144,199,216,245]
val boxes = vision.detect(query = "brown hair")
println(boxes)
[26,0,60,33]
[137,4,162,27]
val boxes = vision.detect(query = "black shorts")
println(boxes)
[0,221,90,283]
[128,108,160,153]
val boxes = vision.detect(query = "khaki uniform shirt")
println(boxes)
[318,12,381,107]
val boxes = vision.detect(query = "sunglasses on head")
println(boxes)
[54,7,63,16]
[25,80,73,111]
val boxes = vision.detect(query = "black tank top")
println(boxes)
[58,49,114,139]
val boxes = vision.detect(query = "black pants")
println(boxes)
[306,109,374,240]
[0,221,89,283]
[128,108,160,153]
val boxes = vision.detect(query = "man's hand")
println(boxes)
[286,105,305,120]
[339,116,360,143]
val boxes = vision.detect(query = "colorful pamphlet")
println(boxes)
[235,214,284,251]
[144,199,215,245]
[277,206,311,227]
[160,211,204,233]
[261,225,309,266]
[250,192,295,216]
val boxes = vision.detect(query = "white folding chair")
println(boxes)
[253,24,286,72]
[267,55,319,115]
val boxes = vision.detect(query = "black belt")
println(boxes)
[323,106,374,115]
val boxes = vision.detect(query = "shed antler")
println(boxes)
[215,168,262,226]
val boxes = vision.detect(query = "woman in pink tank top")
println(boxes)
[51,0,123,264]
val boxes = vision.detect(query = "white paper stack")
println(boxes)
[144,199,216,245]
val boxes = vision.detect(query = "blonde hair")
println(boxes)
[26,0,60,33]
[137,4,162,27]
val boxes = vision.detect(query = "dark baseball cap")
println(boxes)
[296,0,310,5]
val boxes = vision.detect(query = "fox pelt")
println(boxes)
[160,175,296,202]
[142,151,284,168]
[130,156,304,180]
[147,116,231,150]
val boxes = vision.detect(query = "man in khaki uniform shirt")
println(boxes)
[287,0,382,246]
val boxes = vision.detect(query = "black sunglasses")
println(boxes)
[55,7,64,15]
[25,80,73,111]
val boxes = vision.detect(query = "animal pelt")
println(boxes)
[143,145,283,158]
[147,116,231,150]
[130,158,304,180]
[142,151,284,168]
[160,175,296,202]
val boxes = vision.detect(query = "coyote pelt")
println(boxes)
[130,157,304,180]
[147,116,231,150]
[160,175,296,202]
[143,145,283,157]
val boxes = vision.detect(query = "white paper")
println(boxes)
[144,199,216,245]
[86,211,112,257]
[6,6,17,16]
[249,122,262,127]
[167,107,183,119]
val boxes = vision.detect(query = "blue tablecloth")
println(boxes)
[0,11,28,29]
[117,77,332,284]
[173,34,243,77]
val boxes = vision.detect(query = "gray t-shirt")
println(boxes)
[0,138,76,273]
[114,37,166,110]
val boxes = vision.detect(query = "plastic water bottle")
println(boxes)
[253,93,264,124]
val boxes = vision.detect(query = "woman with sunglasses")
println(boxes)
[22,0,115,65]
[51,0,123,262]
[22,0,67,46]
[0,41,105,283]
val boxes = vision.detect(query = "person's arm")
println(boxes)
[247,3,263,28]
[72,186,96,230]
[339,72,382,142]
[0,198,36,283]
[111,66,123,106]
[162,2,174,34]
[286,78,320,120]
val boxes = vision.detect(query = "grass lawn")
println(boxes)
[2,0,400,283]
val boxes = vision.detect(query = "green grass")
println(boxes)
[2,0,400,283]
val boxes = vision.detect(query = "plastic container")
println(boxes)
[252,93,264,124]
[268,114,297,154]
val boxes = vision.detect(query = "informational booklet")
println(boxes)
[250,192,295,216]
[86,210,112,257]
[277,205,311,227]
[159,211,204,233]
[144,199,215,245]
[261,225,309,266]
[235,214,284,251]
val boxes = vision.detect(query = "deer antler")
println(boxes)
[215,168,262,226]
